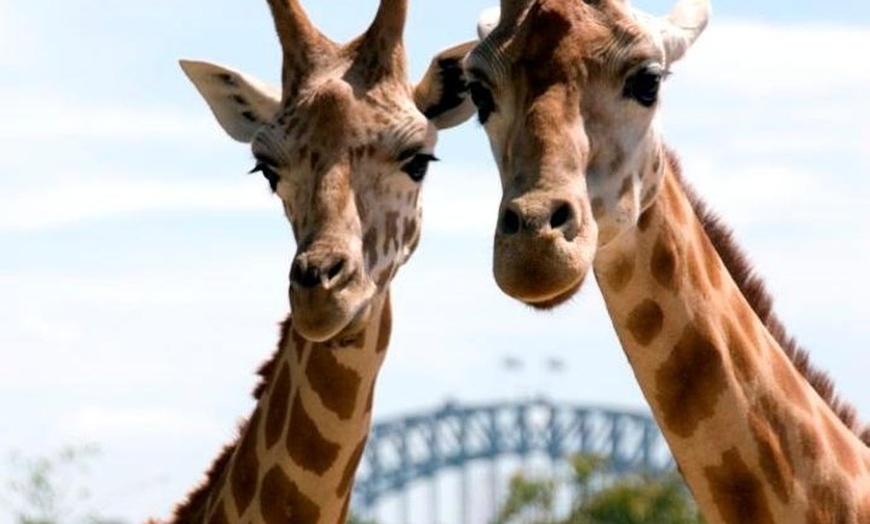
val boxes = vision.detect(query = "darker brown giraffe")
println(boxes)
[462,0,870,522]
[146,0,478,522]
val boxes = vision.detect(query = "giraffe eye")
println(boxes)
[250,162,280,192]
[624,63,665,107]
[401,153,438,182]
[468,81,496,124]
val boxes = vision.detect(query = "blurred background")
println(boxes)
[1,0,868,523]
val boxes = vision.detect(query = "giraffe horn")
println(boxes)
[265,0,335,89]
[663,0,710,62]
[358,0,409,78]
[477,6,501,40]
[635,0,711,66]
[365,0,408,44]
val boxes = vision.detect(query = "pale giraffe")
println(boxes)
[148,1,476,522]
[460,0,870,522]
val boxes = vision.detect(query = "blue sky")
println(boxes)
[1,1,869,522]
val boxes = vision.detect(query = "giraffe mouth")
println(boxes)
[289,274,377,343]
[521,277,585,310]
[492,227,595,310]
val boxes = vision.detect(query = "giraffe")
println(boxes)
[150,1,477,522]
[460,0,870,522]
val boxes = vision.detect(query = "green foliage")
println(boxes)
[3,445,102,524]
[492,472,557,524]
[492,454,704,524]
[567,473,704,524]
[346,514,380,524]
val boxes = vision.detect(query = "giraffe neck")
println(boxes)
[593,158,870,523]
[170,291,393,524]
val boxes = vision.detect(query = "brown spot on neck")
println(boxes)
[650,233,678,291]
[305,344,362,421]
[655,324,726,438]
[230,408,262,515]
[747,394,794,504]
[265,363,293,449]
[260,465,322,524]
[704,448,774,523]
[724,317,756,386]
[805,479,854,524]
[625,299,663,346]
[286,395,341,475]
[601,253,634,293]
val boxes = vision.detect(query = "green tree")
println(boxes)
[492,472,557,524]
[567,472,703,524]
[346,513,380,524]
[492,454,704,524]
[3,445,103,524]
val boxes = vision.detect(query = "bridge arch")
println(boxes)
[352,397,673,511]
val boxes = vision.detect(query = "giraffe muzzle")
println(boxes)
[493,192,597,309]
[288,248,376,342]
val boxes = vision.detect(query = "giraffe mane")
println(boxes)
[665,147,870,447]
[161,315,294,524]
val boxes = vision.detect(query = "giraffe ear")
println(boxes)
[179,59,281,143]
[413,41,478,130]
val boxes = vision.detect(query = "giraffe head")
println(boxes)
[465,0,709,308]
[181,0,476,341]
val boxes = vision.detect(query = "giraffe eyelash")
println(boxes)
[401,153,438,182]
[249,162,280,193]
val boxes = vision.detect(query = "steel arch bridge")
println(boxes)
[352,397,673,513]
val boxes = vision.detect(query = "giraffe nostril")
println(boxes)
[292,262,322,289]
[499,208,521,236]
[325,258,345,284]
[550,202,574,230]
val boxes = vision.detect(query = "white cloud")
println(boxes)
[61,406,223,439]
[0,92,217,143]
[675,155,831,227]
[677,21,870,95]
[0,2,27,68]
[0,174,274,232]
